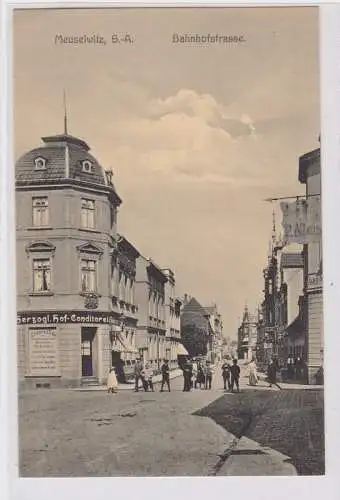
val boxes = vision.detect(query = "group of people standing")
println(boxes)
[221,359,241,392]
[182,358,214,391]
[286,355,305,380]
[107,355,283,395]
[107,358,171,394]
[134,358,171,392]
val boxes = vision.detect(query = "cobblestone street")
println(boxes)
[19,366,324,477]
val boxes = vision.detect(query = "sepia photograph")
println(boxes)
[13,5,324,477]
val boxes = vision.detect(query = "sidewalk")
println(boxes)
[196,380,324,475]
[217,435,297,476]
[75,368,183,392]
[257,371,322,390]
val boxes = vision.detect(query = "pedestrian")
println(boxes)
[295,356,302,380]
[192,359,198,389]
[134,357,144,392]
[248,358,258,386]
[182,360,193,391]
[197,362,205,389]
[143,363,154,392]
[267,358,280,389]
[221,361,231,390]
[205,361,213,390]
[287,355,294,379]
[230,359,240,393]
[201,362,208,390]
[160,359,171,392]
[107,367,118,394]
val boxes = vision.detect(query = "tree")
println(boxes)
[181,323,208,357]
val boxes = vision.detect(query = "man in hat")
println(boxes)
[134,357,144,392]
[160,359,171,392]
[230,359,241,393]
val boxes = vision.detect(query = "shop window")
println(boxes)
[81,259,97,293]
[81,198,95,229]
[33,258,51,292]
[32,197,49,226]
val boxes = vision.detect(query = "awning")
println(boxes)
[112,333,139,354]
[177,343,189,356]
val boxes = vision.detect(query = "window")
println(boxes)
[33,259,51,292]
[81,259,97,293]
[81,199,95,229]
[32,197,49,226]
[82,160,93,173]
[34,157,46,170]
[81,340,91,356]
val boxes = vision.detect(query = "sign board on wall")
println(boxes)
[17,311,121,326]
[28,329,60,376]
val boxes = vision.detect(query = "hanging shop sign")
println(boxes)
[17,311,120,326]
[280,196,321,245]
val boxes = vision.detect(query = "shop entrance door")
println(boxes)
[112,350,125,383]
[81,327,96,377]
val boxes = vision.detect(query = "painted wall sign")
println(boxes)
[28,329,60,376]
[17,311,120,325]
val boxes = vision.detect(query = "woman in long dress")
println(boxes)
[248,359,258,386]
[107,367,118,394]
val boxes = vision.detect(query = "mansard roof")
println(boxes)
[15,133,122,204]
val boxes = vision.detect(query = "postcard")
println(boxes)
[12,4,324,480]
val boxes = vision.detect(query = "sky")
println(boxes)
[13,7,320,338]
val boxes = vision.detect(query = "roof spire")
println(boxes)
[272,209,276,247]
[63,89,68,135]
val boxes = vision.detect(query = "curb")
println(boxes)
[75,370,183,392]
[217,435,298,476]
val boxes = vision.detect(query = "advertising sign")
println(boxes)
[28,329,60,376]
[17,311,120,326]
[280,196,321,245]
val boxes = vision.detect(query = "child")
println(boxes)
[107,367,118,394]
[143,363,154,392]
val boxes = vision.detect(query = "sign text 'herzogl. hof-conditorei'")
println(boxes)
[17,311,119,326]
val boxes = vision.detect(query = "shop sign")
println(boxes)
[280,196,321,245]
[17,311,120,326]
[28,329,60,376]
[307,273,323,290]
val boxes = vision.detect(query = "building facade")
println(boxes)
[237,305,257,360]
[204,304,224,362]
[16,133,123,388]
[110,235,140,381]
[279,251,305,364]
[180,296,213,358]
[163,269,182,369]
[135,256,167,370]
[299,147,323,383]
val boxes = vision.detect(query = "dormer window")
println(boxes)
[82,160,93,173]
[34,157,46,170]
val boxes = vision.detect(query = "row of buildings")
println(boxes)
[16,130,191,389]
[237,140,323,385]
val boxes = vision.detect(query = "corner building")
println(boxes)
[299,146,323,383]
[16,133,123,388]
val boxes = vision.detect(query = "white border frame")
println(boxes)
[1,2,340,500]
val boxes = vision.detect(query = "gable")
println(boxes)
[76,242,104,255]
